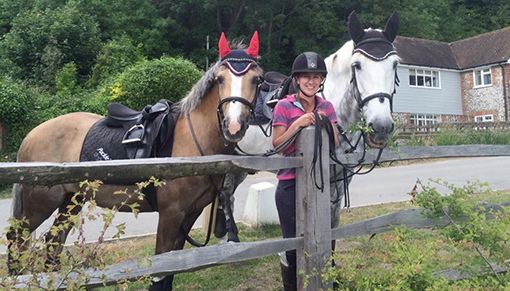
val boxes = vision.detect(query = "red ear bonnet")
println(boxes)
[246,31,259,59]
[218,32,231,59]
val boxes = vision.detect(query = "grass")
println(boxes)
[0,185,11,199]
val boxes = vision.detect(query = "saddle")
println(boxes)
[105,99,177,159]
[80,99,179,212]
[252,71,296,124]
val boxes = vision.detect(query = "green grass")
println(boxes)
[0,185,10,199]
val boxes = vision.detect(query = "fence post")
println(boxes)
[295,127,332,290]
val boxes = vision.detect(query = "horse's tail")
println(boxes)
[11,183,23,219]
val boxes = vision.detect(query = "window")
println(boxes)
[410,114,441,132]
[474,114,493,122]
[410,114,441,126]
[408,69,440,88]
[473,68,492,87]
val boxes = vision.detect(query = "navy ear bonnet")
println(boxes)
[353,30,397,61]
[221,49,257,76]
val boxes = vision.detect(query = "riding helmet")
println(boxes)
[291,52,327,77]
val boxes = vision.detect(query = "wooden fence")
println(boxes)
[397,121,510,138]
[1,128,509,290]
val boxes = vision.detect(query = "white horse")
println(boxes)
[216,10,401,242]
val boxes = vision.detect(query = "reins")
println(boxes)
[182,113,239,247]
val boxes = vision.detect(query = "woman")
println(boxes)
[272,52,339,290]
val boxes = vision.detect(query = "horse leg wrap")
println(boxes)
[149,275,174,291]
[280,262,297,291]
[214,208,227,238]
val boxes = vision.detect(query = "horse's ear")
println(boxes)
[247,31,259,59]
[219,32,231,59]
[383,10,400,43]
[348,11,365,43]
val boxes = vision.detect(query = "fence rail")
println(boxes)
[2,145,510,184]
[397,121,510,138]
[2,129,510,290]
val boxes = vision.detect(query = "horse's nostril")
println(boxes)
[390,122,395,132]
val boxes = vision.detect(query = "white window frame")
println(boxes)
[408,68,441,89]
[474,114,493,122]
[410,114,441,131]
[473,68,492,88]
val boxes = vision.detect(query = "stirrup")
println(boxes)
[122,124,145,145]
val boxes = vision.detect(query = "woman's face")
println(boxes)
[296,73,323,97]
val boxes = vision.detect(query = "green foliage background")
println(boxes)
[0,0,509,153]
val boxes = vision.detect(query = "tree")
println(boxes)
[1,2,100,87]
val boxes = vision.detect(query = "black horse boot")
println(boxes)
[280,262,297,291]
[149,275,174,291]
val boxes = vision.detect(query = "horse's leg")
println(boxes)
[7,184,67,274]
[216,172,249,243]
[148,201,188,291]
[43,192,84,268]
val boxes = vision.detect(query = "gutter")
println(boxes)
[500,60,509,121]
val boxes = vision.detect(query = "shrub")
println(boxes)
[87,35,146,88]
[56,62,79,96]
[95,56,202,111]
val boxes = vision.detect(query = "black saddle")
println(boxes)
[104,100,177,159]
[80,99,179,212]
[252,71,296,124]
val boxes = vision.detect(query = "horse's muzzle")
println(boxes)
[223,118,248,142]
[367,120,394,148]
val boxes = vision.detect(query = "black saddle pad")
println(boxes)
[80,118,129,161]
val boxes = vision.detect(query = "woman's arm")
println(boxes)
[273,112,315,149]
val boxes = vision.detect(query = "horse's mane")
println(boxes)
[324,40,354,98]
[179,41,257,114]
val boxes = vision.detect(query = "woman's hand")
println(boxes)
[295,112,316,128]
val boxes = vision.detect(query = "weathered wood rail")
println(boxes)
[397,121,510,138]
[2,128,510,290]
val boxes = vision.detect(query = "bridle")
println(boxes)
[350,38,400,113]
[216,59,260,145]
[327,39,400,208]
[182,59,259,247]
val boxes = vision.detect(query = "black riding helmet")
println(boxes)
[291,52,327,78]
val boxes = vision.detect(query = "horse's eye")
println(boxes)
[252,76,260,84]
[352,62,361,70]
[217,76,224,84]
[393,61,399,69]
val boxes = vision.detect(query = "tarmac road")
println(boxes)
[1,156,509,253]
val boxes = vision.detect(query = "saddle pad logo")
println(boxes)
[93,148,111,161]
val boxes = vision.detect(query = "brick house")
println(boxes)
[391,27,510,126]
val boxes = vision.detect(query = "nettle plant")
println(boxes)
[1,178,162,290]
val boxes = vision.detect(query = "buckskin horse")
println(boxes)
[218,11,401,246]
[7,32,262,290]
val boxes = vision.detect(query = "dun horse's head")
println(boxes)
[348,11,400,148]
[216,32,262,143]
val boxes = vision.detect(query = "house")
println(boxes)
[392,27,510,125]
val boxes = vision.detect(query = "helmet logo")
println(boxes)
[309,62,316,68]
